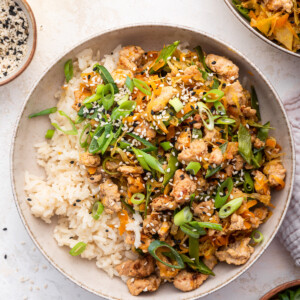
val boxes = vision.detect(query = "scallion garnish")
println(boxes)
[188,221,223,231]
[148,240,185,269]
[180,222,206,239]
[93,64,119,93]
[238,123,252,165]
[215,117,236,125]
[131,193,145,205]
[110,100,136,121]
[169,97,183,112]
[160,141,173,151]
[69,242,87,256]
[185,161,201,175]
[64,59,73,83]
[202,89,224,102]
[51,110,78,135]
[219,197,244,219]
[214,177,233,208]
[149,41,180,74]
[125,76,134,92]
[205,165,222,179]
[174,207,193,226]
[101,83,115,111]
[162,151,178,186]
[214,101,226,115]
[251,230,264,243]
[194,45,211,73]
[45,129,55,139]
[197,102,214,130]
[132,148,165,174]
[79,123,92,149]
[92,201,104,220]
[243,172,254,192]
[28,107,57,118]
[133,78,151,96]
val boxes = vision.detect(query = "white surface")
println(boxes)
[0,0,300,299]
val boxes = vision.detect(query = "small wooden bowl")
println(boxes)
[0,0,37,86]
[260,279,300,300]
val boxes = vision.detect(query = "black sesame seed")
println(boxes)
[27,198,32,201]
[105,229,109,232]
[73,203,76,206]
[151,110,155,115]
[4,254,7,259]
[211,61,216,65]
[70,161,74,164]
[76,199,81,202]
[3,228,7,231]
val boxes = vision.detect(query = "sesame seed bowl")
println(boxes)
[0,0,37,86]
[11,24,294,299]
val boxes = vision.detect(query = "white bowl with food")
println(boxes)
[11,24,295,299]
[0,0,37,86]
[224,0,300,58]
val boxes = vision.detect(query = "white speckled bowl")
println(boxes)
[0,0,37,86]
[11,24,295,300]
[224,0,300,58]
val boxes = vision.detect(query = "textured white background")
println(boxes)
[1,0,300,299]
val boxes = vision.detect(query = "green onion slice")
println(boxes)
[251,230,264,243]
[101,83,115,111]
[125,76,134,92]
[214,101,226,115]
[92,201,104,220]
[250,86,261,121]
[131,193,145,205]
[211,78,220,89]
[133,78,151,96]
[45,129,55,139]
[163,151,178,186]
[169,97,183,112]
[79,123,92,149]
[243,172,254,193]
[148,240,185,269]
[149,41,180,74]
[186,161,201,175]
[111,100,137,121]
[102,157,119,176]
[64,59,73,83]
[205,165,222,179]
[29,107,57,119]
[127,132,157,152]
[202,89,224,102]
[219,141,228,154]
[238,123,252,165]
[132,148,151,172]
[69,242,87,256]
[160,141,173,151]
[174,207,193,226]
[194,45,211,73]
[197,102,214,130]
[180,223,207,239]
[215,117,236,125]
[181,253,214,276]
[93,64,119,93]
[189,221,222,231]
[51,110,78,135]
[233,0,251,21]
[215,177,234,208]
[219,197,244,219]
[132,148,165,174]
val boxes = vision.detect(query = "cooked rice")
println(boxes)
[24,47,138,278]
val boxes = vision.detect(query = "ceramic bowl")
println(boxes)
[224,0,300,58]
[11,24,295,300]
[261,279,300,299]
[0,0,37,86]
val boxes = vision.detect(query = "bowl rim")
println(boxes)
[0,0,37,86]
[260,279,300,300]
[10,23,296,300]
[223,0,300,58]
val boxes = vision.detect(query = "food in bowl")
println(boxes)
[25,41,286,296]
[232,0,300,52]
[0,0,29,79]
